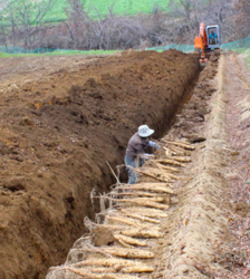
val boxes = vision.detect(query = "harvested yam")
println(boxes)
[152,163,180,179]
[153,162,180,174]
[123,207,169,218]
[114,236,133,248]
[114,233,147,247]
[163,172,179,180]
[115,198,170,210]
[72,246,153,260]
[163,140,195,150]
[73,258,154,272]
[112,191,163,198]
[175,139,194,146]
[135,168,173,182]
[152,161,181,173]
[106,215,149,227]
[170,156,191,163]
[154,159,183,167]
[120,182,174,194]
[168,145,192,156]
[122,266,155,273]
[163,146,176,156]
[96,224,132,231]
[102,273,140,279]
[121,228,164,238]
[113,196,165,203]
[121,211,161,224]
[99,247,154,259]
[64,267,99,278]
[92,225,163,238]
[66,267,141,278]
[91,268,116,273]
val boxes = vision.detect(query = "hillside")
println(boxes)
[42,0,170,22]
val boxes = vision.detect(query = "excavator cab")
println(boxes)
[194,23,221,66]
[206,25,221,49]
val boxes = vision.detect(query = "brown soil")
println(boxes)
[0,50,200,279]
[46,51,249,279]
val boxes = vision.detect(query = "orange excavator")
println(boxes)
[194,23,221,65]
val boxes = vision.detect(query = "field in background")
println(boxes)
[46,0,171,22]
[0,49,120,58]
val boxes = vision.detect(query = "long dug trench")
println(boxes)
[1,50,248,279]
[45,54,229,279]
[0,50,199,279]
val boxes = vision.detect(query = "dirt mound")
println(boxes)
[0,50,199,279]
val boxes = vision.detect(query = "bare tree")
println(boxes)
[233,0,250,39]
[0,0,57,49]
[64,0,147,50]
[167,0,234,43]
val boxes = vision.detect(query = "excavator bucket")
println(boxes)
[199,58,208,67]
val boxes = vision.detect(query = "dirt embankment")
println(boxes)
[0,50,199,279]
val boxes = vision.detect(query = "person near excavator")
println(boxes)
[125,124,160,184]
[209,31,218,44]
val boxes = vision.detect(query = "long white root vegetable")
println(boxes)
[163,140,195,150]
[151,163,180,179]
[121,211,160,224]
[66,267,142,278]
[134,168,173,182]
[167,145,192,156]
[154,163,180,173]
[121,228,164,238]
[114,198,170,210]
[98,247,154,259]
[114,196,165,203]
[154,159,183,167]
[73,258,154,272]
[94,225,163,238]
[170,156,191,163]
[111,191,164,198]
[115,235,133,248]
[128,198,170,210]
[152,161,181,173]
[122,266,155,273]
[119,183,174,194]
[114,233,147,247]
[106,215,153,228]
[91,267,116,273]
[122,207,169,218]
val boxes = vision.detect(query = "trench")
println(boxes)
[43,54,224,279]
[0,50,207,279]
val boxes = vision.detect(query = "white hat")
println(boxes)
[138,125,154,137]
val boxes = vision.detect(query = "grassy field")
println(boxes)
[0,49,121,58]
[46,0,171,22]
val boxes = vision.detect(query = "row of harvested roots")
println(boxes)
[46,139,195,279]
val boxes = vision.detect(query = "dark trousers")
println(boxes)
[124,155,144,184]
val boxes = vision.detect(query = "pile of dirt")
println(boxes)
[0,50,199,279]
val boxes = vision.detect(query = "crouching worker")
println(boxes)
[125,124,160,184]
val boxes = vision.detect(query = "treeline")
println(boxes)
[0,0,249,51]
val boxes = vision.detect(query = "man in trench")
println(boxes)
[125,124,160,184]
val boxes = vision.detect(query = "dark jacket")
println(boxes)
[125,132,149,160]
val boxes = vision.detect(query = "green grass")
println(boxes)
[1,0,171,26]
[41,0,171,22]
[0,49,121,58]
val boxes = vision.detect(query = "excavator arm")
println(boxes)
[194,22,208,65]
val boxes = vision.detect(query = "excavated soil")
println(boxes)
[0,50,200,279]
[1,50,249,279]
